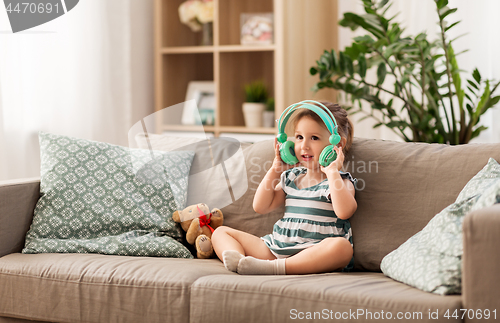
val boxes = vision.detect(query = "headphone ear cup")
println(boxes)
[319,145,338,167]
[330,133,341,146]
[280,141,299,165]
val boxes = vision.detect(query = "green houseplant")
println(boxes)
[262,97,275,128]
[310,0,500,144]
[242,80,269,128]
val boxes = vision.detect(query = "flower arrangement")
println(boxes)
[178,0,214,32]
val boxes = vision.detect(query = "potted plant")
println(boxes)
[262,97,275,128]
[310,0,500,144]
[243,80,268,128]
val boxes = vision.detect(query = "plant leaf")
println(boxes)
[378,0,390,9]
[345,56,355,76]
[354,35,376,44]
[344,44,361,60]
[339,13,361,31]
[330,50,338,71]
[444,20,460,32]
[472,68,481,84]
[439,7,457,20]
[341,13,385,38]
[436,0,448,9]
[377,62,387,85]
[464,92,473,103]
[466,103,473,116]
[338,51,346,73]
[467,79,479,90]
[470,125,488,140]
[358,55,367,78]
[487,96,500,110]
[386,120,408,129]
[475,80,491,117]
[467,86,477,95]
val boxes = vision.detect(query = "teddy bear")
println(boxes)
[172,203,223,259]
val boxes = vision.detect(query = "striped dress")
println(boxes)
[261,167,356,271]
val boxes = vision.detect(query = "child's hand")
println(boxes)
[271,138,298,173]
[320,145,344,176]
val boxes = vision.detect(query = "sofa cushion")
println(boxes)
[347,138,500,271]
[0,253,229,323]
[190,272,462,323]
[381,158,500,295]
[23,132,194,258]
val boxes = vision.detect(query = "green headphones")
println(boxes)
[277,100,341,167]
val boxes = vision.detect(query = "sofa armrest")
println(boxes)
[0,178,40,257]
[462,203,500,322]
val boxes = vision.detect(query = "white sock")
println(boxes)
[222,250,244,272]
[237,256,287,275]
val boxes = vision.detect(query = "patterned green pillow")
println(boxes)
[23,132,194,258]
[381,158,500,295]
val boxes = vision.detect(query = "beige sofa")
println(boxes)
[1,138,499,323]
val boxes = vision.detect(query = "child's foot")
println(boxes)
[222,250,244,272]
[237,256,286,275]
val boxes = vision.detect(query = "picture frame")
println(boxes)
[181,81,216,126]
[240,13,274,45]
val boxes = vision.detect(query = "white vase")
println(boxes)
[262,110,275,128]
[242,102,265,128]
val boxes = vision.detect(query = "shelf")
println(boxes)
[161,46,215,54]
[155,0,339,138]
[161,45,276,54]
[218,45,276,52]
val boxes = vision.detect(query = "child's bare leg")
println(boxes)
[212,226,275,259]
[285,237,353,275]
[212,226,276,271]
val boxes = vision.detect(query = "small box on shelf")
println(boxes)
[240,13,274,45]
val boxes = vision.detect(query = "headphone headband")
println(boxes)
[277,100,339,141]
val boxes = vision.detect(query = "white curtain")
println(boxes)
[0,0,154,181]
[338,0,500,143]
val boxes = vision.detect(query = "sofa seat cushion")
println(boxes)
[190,272,462,323]
[0,253,229,323]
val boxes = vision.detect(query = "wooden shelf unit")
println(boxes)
[154,0,338,137]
